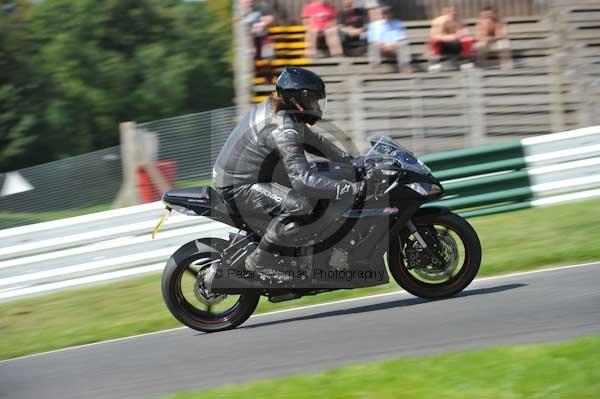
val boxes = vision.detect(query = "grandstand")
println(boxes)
[235,0,600,155]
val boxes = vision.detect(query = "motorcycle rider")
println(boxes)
[213,66,365,275]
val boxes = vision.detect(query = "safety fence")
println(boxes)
[0,107,237,230]
[0,126,598,302]
[139,107,237,184]
[0,146,122,219]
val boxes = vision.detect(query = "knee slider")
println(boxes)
[282,221,300,237]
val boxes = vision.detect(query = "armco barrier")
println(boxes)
[0,127,598,301]
[424,126,600,217]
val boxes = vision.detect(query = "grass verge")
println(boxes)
[168,335,600,399]
[1,199,599,360]
[0,204,112,229]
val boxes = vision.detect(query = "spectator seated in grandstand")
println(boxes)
[363,0,382,21]
[474,6,513,70]
[339,0,367,56]
[301,0,343,58]
[367,6,412,73]
[428,5,475,71]
[241,0,274,60]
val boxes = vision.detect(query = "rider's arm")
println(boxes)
[269,126,358,199]
[303,128,354,164]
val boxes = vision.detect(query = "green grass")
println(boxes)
[175,178,212,188]
[168,335,600,399]
[0,204,112,229]
[469,198,600,275]
[0,199,599,361]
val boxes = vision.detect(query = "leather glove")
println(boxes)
[341,152,355,165]
[356,156,383,183]
[354,156,377,174]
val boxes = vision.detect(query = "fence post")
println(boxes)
[137,128,171,195]
[549,55,566,133]
[592,65,600,127]
[233,0,253,120]
[547,5,566,133]
[464,68,486,147]
[113,122,172,208]
[410,76,425,154]
[574,53,595,128]
[349,76,369,154]
[113,122,141,208]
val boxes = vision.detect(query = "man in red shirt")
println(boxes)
[301,0,343,57]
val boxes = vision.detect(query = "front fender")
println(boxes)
[411,206,452,225]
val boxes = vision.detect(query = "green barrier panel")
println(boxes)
[432,157,527,181]
[422,139,533,217]
[442,170,530,198]
[418,128,599,218]
[458,202,532,218]
[422,141,524,172]
[434,186,533,209]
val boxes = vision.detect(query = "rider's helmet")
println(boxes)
[275,66,327,125]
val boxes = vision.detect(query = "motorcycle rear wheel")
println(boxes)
[388,212,481,300]
[161,238,260,332]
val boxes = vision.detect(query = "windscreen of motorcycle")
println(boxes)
[393,150,431,175]
[367,135,431,175]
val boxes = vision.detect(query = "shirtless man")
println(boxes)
[475,6,513,69]
[429,6,473,68]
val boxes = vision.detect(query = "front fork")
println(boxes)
[405,220,444,269]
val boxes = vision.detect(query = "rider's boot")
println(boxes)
[245,247,291,283]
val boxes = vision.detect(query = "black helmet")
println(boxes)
[275,66,327,125]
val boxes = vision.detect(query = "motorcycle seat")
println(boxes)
[164,187,211,200]
[162,186,221,214]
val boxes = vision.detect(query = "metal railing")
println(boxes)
[140,107,237,183]
[424,126,600,217]
[1,126,598,302]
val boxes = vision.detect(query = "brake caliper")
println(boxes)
[405,241,431,269]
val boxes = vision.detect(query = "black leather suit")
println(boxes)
[213,100,355,253]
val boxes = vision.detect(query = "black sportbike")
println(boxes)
[157,136,481,332]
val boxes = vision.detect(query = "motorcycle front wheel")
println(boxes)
[161,238,260,332]
[388,211,482,300]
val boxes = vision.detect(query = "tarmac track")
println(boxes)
[1,262,599,399]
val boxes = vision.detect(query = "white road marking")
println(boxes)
[0,260,598,365]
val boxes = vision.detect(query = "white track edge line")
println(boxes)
[1,260,598,365]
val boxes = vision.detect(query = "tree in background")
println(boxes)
[0,0,233,172]
[0,0,48,169]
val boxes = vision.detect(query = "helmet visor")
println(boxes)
[317,96,327,118]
